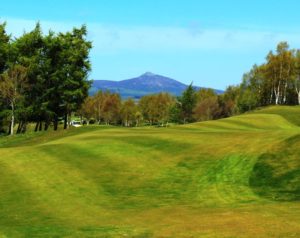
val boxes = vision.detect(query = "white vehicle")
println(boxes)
[70,120,82,127]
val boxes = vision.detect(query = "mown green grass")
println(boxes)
[0,106,300,237]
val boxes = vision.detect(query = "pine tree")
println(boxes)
[180,83,196,123]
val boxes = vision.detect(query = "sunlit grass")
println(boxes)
[0,106,299,237]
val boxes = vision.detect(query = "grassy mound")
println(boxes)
[253,105,300,126]
[250,134,300,201]
[0,106,300,237]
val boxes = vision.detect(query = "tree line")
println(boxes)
[237,42,300,111]
[1,21,299,134]
[78,85,237,126]
[0,22,91,135]
[79,42,300,127]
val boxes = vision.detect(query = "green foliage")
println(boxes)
[0,22,10,73]
[102,93,121,125]
[57,26,92,122]
[179,83,196,123]
[138,93,175,125]
[120,98,137,126]
[0,23,10,133]
[193,88,220,121]
[218,85,240,117]
[242,42,299,109]
[168,100,182,123]
[237,88,259,113]
[0,22,92,133]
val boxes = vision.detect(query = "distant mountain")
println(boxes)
[90,72,223,99]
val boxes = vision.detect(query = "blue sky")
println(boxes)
[1,0,300,89]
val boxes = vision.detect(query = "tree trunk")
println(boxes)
[283,80,287,104]
[21,122,27,133]
[10,102,14,136]
[17,121,26,134]
[296,85,300,105]
[17,122,22,134]
[64,113,68,129]
[54,116,58,131]
[274,86,280,105]
[275,96,279,105]
[67,112,71,129]
[44,122,49,131]
[8,122,11,135]
[296,88,300,105]
[270,91,273,104]
[39,121,43,131]
[98,107,101,124]
[34,121,39,132]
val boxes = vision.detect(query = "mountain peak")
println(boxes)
[141,72,156,77]
[91,73,224,98]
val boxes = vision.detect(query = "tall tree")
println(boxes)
[180,84,196,123]
[218,85,240,117]
[266,42,295,105]
[139,95,158,125]
[135,111,143,127]
[120,98,137,127]
[93,91,107,124]
[168,100,182,123]
[102,93,121,125]
[13,23,45,132]
[0,22,93,134]
[155,93,175,126]
[0,22,10,73]
[0,65,27,135]
[0,22,10,133]
[295,50,300,105]
[194,88,220,121]
[79,96,95,125]
[57,25,92,129]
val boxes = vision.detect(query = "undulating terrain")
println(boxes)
[0,106,299,237]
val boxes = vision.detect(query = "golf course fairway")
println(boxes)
[0,106,299,237]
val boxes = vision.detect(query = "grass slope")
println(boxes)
[0,106,299,237]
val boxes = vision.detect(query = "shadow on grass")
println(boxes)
[249,134,300,201]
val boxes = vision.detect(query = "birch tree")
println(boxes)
[0,65,27,135]
[120,98,136,127]
[266,42,294,105]
[94,91,107,124]
[295,50,300,105]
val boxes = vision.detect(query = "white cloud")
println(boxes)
[2,17,300,54]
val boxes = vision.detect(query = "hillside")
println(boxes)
[90,72,223,98]
[0,106,299,237]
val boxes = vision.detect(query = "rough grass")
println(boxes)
[0,106,299,237]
